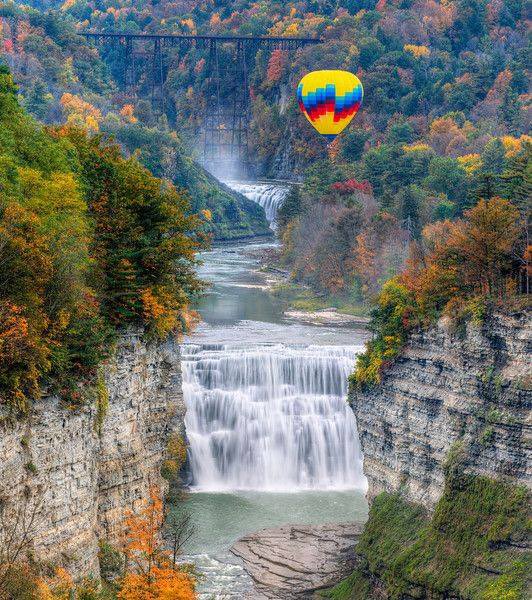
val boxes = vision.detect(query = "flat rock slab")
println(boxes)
[231,522,363,599]
[284,309,370,328]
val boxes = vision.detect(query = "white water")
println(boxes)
[227,181,290,228]
[178,182,368,597]
[182,343,365,491]
[182,182,366,494]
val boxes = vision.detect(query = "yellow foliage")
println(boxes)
[162,432,188,479]
[501,135,532,157]
[60,93,101,133]
[284,22,299,36]
[200,209,212,221]
[457,153,482,173]
[404,44,430,58]
[402,143,431,153]
[61,0,77,10]
[59,57,78,86]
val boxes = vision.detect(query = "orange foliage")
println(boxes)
[428,117,467,155]
[194,58,205,74]
[442,197,520,296]
[417,0,456,33]
[119,486,196,600]
[39,568,74,600]
[120,104,138,123]
[209,13,221,29]
[60,93,101,132]
[180,18,196,34]
[401,198,522,312]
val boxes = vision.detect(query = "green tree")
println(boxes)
[424,157,467,205]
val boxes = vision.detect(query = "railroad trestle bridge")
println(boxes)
[83,32,321,172]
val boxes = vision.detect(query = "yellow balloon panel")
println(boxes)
[297,70,364,140]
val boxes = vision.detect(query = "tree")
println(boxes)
[277,186,302,231]
[498,87,520,134]
[398,184,425,239]
[424,157,467,204]
[119,487,196,600]
[434,197,521,297]
[23,81,52,120]
[500,143,531,215]
[0,489,44,599]
[164,512,195,567]
[340,129,368,162]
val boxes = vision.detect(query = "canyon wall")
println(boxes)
[0,329,185,577]
[350,311,531,510]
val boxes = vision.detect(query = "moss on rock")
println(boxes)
[323,474,531,600]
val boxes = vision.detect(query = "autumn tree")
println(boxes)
[56,127,205,339]
[437,197,521,297]
[119,487,196,600]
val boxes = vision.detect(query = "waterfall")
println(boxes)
[182,342,366,492]
[228,182,289,228]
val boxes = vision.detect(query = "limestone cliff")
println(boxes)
[0,330,184,577]
[350,311,531,510]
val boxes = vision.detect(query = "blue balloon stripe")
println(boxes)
[300,84,362,113]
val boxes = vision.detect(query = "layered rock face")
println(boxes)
[232,523,363,599]
[0,330,184,577]
[350,312,531,510]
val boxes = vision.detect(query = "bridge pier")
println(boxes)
[82,32,320,174]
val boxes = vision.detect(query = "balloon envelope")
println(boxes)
[297,70,363,141]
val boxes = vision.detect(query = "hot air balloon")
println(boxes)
[297,70,363,143]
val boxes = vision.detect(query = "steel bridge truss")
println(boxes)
[83,32,320,172]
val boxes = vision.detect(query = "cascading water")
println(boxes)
[227,182,290,228]
[182,342,365,491]
[177,181,368,598]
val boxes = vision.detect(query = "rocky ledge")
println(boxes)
[231,523,363,599]
[284,308,370,328]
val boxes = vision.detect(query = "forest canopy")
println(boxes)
[0,66,204,415]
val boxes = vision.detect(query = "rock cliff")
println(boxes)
[350,311,532,510]
[0,330,184,578]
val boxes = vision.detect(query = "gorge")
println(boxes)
[1,2,530,598]
[0,179,529,600]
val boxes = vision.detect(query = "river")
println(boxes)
[175,183,369,599]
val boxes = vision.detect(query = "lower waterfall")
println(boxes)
[228,182,290,228]
[182,342,365,491]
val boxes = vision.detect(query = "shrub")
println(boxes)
[351,279,416,390]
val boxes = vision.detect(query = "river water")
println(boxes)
[175,183,368,599]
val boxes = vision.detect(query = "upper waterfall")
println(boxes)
[182,342,366,492]
[227,182,290,228]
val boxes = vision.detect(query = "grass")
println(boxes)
[272,283,370,317]
[322,474,531,600]
[319,568,373,599]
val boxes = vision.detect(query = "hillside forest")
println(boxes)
[1,0,529,303]
[0,1,530,598]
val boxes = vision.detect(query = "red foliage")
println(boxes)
[266,49,288,83]
[330,179,373,195]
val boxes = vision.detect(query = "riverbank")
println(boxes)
[243,244,371,327]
